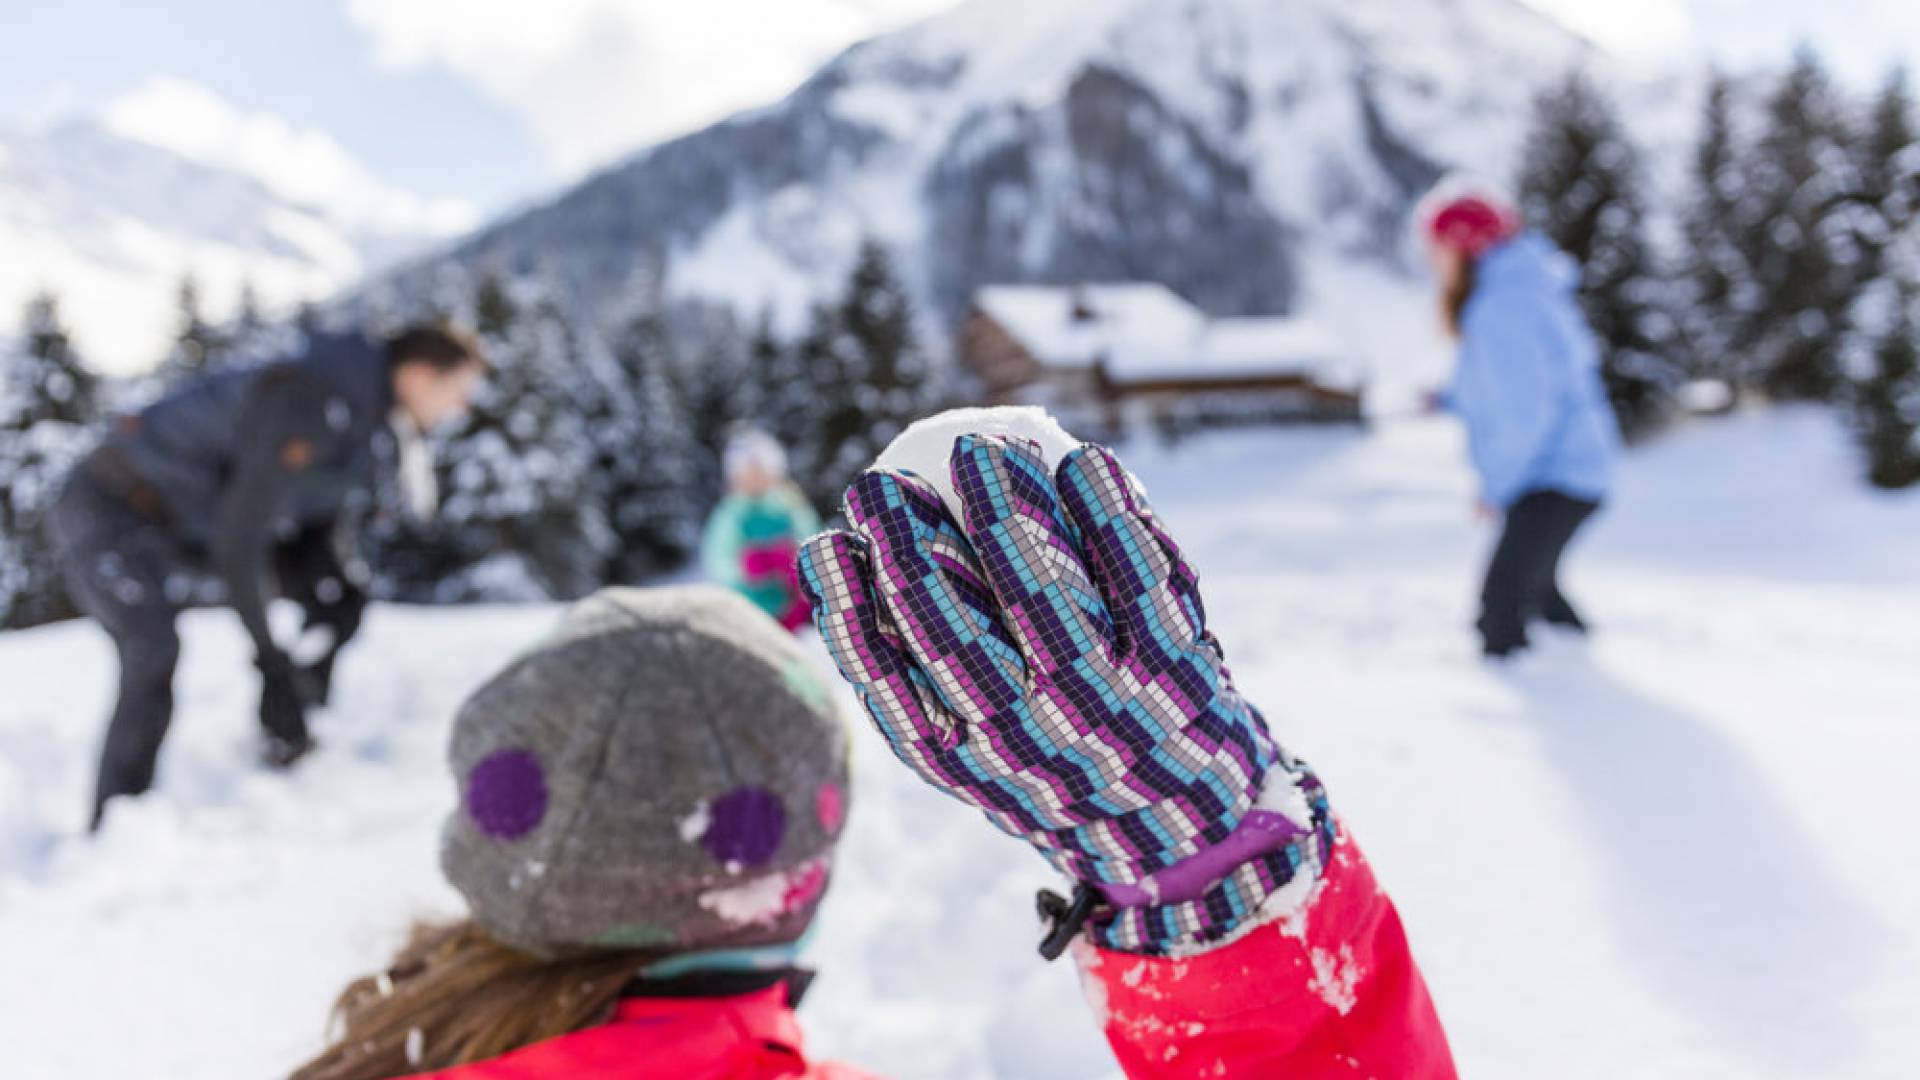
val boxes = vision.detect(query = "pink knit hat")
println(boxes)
[1415,176,1522,259]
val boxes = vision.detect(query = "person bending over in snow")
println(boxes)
[293,586,876,1080]
[48,323,484,830]
[1417,177,1620,660]
[700,426,822,632]
[798,408,1458,1079]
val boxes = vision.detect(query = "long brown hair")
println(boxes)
[291,920,655,1080]
[1440,256,1479,340]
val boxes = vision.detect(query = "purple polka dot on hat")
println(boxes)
[466,748,548,840]
[700,786,787,868]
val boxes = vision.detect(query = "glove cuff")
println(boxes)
[1085,768,1336,957]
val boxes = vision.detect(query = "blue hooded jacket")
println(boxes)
[1446,232,1619,509]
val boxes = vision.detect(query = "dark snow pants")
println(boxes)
[47,462,365,830]
[1477,489,1600,658]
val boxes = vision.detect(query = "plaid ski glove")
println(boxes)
[800,434,1333,955]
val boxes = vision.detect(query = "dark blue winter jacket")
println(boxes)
[103,333,392,661]
[1446,232,1620,509]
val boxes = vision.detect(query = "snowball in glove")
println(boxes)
[799,413,1332,956]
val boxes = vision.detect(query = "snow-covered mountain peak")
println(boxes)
[390,0,1661,383]
[0,117,471,375]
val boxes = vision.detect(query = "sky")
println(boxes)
[2,0,1918,225]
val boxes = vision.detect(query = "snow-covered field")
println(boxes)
[2,408,1916,1079]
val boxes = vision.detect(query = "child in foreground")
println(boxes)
[799,408,1458,1079]
[292,586,874,1080]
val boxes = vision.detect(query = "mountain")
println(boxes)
[0,122,465,374]
[378,0,1676,376]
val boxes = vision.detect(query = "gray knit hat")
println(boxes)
[440,585,850,958]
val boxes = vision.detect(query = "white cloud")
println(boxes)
[101,75,478,237]
[1526,0,1920,77]
[1522,0,1693,55]
[343,0,956,174]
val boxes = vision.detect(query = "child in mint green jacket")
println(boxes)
[701,428,821,632]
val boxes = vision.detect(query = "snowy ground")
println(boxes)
[3,407,1916,1079]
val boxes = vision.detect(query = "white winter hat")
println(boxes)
[724,427,789,483]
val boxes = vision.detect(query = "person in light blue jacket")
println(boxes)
[1419,180,1620,658]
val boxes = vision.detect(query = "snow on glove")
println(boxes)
[800,434,1333,955]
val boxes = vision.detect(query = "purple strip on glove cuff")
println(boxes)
[1098,809,1306,908]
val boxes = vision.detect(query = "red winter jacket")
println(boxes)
[410,984,881,1080]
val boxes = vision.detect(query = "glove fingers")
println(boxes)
[949,434,1116,673]
[798,530,960,750]
[843,470,1029,730]
[1055,444,1205,661]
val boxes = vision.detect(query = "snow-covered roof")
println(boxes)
[975,283,1343,383]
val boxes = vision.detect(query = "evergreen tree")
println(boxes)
[1677,71,1754,391]
[747,309,821,485]
[473,272,518,340]
[1853,68,1920,281]
[1741,48,1861,401]
[156,275,229,383]
[423,284,611,600]
[841,240,935,431]
[235,282,267,338]
[1517,71,1677,436]
[598,304,703,583]
[1841,70,1920,489]
[294,301,325,339]
[13,293,97,426]
[780,240,936,511]
[741,307,785,426]
[788,300,861,512]
[668,305,751,510]
[1843,275,1920,489]
[0,295,100,627]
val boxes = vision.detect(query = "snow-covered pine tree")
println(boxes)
[1741,48,1861,402]
[1677,71,1754,393]
[1851,68,1920,283]
[789,300,862,515]
[154,275,230,385]
[785,240,937,511]
[740,308,784,427]
[13,293,97,427]
[746,308,825,499]
[666,304,751,513]
[428,284,611,600]
[841,239,936,439]
[1843,272,1920,489]
[294,301,325,338]
[231,282,268,354]
[0,294,101,628]
[1840,69,1920,489]
[1517,71,1677,437]
[473,271,517,340]
[598,303,703,583]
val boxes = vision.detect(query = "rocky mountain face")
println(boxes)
[386,0,1638,349]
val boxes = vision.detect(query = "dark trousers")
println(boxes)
[47,469,363,829]
[1477,490,1600,657]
